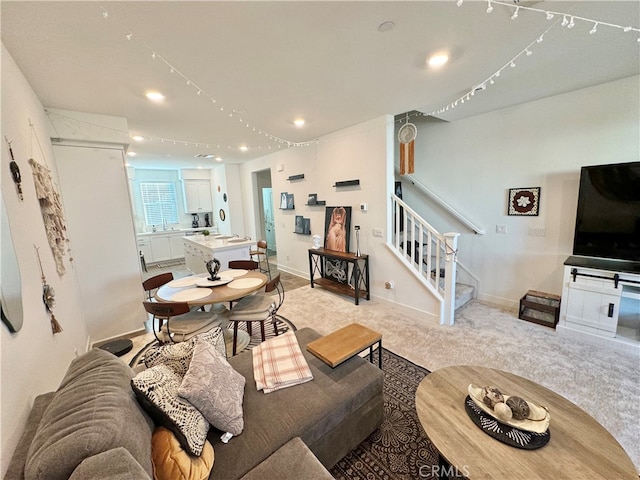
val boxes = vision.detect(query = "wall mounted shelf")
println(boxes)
[306,201,326,206]
[287,174,305,181]
[333,179,360,187]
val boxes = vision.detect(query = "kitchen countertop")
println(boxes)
[137,228,217,237]
[183,235,253,250]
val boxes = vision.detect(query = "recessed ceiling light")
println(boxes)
[378,21,395,33]
[239,145,249,152]
[293,118,305,127]
[132,135,145,142]
[145,91,165,102]
[126,151,137,157]
[215,157,223,162]
[427,53,449,68]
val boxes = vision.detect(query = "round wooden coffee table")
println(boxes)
[415,365,637,479]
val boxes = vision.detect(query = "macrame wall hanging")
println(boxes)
[398,116,417,175]
[28,121,72,277]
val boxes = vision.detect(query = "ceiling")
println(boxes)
[2,1,639,169]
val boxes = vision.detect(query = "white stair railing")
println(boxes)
[391,194,459,325]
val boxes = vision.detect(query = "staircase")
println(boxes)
[389,194,476,325]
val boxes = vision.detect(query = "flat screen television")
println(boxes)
[572,161,640,262]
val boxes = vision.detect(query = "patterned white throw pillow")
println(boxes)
[144,326,226,376]
[131,365,209,456]
[178,338,246,437]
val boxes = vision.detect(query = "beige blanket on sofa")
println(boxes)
[252,331,313,393]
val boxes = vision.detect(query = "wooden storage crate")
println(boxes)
[519,290,561,328]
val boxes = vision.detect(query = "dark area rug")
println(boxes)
[330,349,440,480]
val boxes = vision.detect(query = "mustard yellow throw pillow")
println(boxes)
[152,427,214,480]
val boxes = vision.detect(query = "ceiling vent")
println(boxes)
[194,154,215,158]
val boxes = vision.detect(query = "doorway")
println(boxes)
[262,187,276,255]
[254,169,277,259]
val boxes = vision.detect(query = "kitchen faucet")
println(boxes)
[162,219,168,231]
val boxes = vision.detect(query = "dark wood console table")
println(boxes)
[308,248,370,305]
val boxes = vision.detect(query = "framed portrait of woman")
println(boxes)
[324,206,351,252]
[323,206,352,284]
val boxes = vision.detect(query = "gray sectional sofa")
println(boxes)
[5,327,384,479]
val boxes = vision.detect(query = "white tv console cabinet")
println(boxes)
[558,256,640,355]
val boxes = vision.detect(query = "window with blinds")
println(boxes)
[140,182,179,226]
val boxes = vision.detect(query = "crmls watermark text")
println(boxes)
[419,464,470,478]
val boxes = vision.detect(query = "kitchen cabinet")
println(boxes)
[169,234,185,259]
[137,237,152,263]
[184,179,213,213]
[138,231,188,263]
[150,235,172,262]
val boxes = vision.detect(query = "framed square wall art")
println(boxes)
[280,192,288,209]
[508,187,540,216]
[279,192,295,210]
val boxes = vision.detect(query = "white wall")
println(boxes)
[210,164,247,237]
[400,76,640,308]
[241,116,441,318]
[1,45,89,475]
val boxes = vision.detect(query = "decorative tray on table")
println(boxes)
[465,384,551,449]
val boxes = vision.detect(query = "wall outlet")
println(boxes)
[496,224,507,234]
[385,281,394,290]
[373,228,383,237]
[360,203,368,212]
[528,226,547,237]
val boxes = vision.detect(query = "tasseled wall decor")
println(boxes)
[5,136,24,200]
[35,245,63,334]
[399,140,415,175]
[398,118,416,175]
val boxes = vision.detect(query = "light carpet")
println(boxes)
[278,285,640,473]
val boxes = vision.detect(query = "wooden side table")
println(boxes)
[306,323,382,369]
[308,248,370,305]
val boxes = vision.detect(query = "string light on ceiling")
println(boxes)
[416,1,640,119]
[482,0,639,38]
[98,3,638,150]
[98,6,315,150]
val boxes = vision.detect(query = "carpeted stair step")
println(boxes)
[455,282,475,310]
